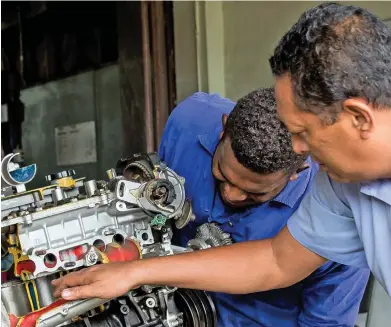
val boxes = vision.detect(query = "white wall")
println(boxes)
[173,1,226,102]
[367,281,391,327]
[173,1,391,102]
[222,1,391,100]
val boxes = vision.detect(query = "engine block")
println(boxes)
[1,153,217,327]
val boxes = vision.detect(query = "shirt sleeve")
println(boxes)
[287,172,369,269]
[158,132,167,162]
[298,261,370,327]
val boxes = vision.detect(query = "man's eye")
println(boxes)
[292,131,306,139]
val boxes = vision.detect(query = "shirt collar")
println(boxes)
[197,130,314,209]
[360,179,391,206]
[197,128,221,157]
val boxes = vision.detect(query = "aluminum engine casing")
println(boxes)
[17,195,164,277]
[1,153,216,327]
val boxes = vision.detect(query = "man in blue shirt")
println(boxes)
[267,3,391,294]
[157,88,369,327]
[52,1,391,315]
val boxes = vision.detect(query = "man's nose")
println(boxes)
[291,135,309,155]
[223,183,247,202]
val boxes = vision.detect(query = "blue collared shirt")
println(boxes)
[288,171,391,295]
[159,92,370,327]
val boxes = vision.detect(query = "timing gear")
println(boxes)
[187,223,233,250]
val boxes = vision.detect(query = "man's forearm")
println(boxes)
[51,227,326,300]
[133,239,281,294]
[130,227,326,294]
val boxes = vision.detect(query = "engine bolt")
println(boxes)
[61,307,69,315]
[145,297,156,308]
[85,252,98,265]
[120,305,130,315]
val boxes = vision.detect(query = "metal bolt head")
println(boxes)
[61,307,69,315]
[120,304,130,315]
[85,252,98,265]
[145,297,156,308]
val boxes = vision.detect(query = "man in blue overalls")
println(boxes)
[158,88,369,327]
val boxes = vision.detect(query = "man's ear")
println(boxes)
[219,114,228,140]
[342,99,376,140]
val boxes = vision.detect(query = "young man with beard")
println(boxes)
[156,88,368,327]
[52,0,391,313]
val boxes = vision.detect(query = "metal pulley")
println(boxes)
[114,152,191,225]
[175,199,195,230]
[116,152,160,183]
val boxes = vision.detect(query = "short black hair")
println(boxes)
[224,88,306,175]
[269,2,391,122]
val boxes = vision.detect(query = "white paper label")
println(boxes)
[55,121,97,166]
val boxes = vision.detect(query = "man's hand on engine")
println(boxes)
[52,228,325,299]
[52,261,139,300]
